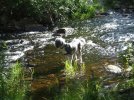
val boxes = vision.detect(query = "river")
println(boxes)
[0,10,134,99]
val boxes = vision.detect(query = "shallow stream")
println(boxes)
[1,10,134,99]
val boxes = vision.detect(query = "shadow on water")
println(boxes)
[25,44,66,100]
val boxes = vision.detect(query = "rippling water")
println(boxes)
[77,10,134,57]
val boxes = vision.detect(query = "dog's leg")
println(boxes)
[71,54,74,64]
[78,49,83,64]
[66,55,70,63]
[79,52,83,63]
[77,43,83,64]
[74,52,78,62]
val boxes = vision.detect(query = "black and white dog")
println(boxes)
[55,37,86,64]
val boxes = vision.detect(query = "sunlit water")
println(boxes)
[0,10,134,99]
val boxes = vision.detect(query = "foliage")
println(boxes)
[82,78,102,100]
[64,60,75,79]
[7,62,28,99]
[0,44,6,99]
[117,42,134,89]
[64,60,85,80]
[115,42,134,100]
[0,61,28,100]
[118,43,134,68]
[0,0,103,28]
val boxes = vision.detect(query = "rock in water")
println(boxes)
[52,27,74,37]
[105,65,122,74]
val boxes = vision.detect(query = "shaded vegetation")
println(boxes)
[0,0,103,31]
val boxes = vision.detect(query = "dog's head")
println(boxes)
[55,38,66,48]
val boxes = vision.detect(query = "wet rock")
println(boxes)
[52,27,74,37]
[104,65,122,74]
[55,28,66,34]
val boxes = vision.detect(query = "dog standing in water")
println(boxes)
[64,37,86,64]
[55,37,86,64]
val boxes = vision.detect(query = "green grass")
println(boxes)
[0,61,29,100]
[64,60,85,80]
[64,60,75,79]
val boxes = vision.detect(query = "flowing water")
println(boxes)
[0,10,134,99]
